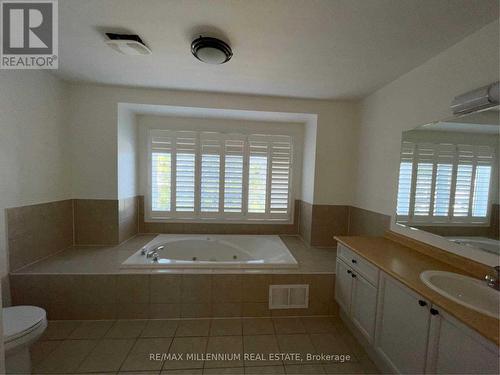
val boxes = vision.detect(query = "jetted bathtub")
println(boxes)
[121,234,298,269]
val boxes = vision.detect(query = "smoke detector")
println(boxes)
[105,33,152,55]
[191,36,232,64]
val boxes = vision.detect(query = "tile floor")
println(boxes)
[29,316,379,374]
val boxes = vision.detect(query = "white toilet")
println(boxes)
[3,305,47,374]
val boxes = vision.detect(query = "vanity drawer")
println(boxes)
[338,244,379,286]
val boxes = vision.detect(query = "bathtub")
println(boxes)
[121,234,299,269]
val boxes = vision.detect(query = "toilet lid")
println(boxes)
[3,305,46,342]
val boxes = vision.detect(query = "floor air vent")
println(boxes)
[269,284,309,309]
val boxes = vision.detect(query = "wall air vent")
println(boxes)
[105,33,152,55]
[451,81,499,115]
[269,284,309,309]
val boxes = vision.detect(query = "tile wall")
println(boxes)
[10,273,337,320]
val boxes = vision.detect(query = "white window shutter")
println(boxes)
[471,145,493,218]
[248,136,269,214]
[175,132,197,213]
[413,143,435,217]
[151,131,173,212]
[269,136,292,215]
[223,137,245,214]
[200,133,222,214]
[433,144,454,217]
[453,144,474,217]
[396,141,415,217]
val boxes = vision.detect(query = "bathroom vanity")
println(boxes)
[334,235,499,374]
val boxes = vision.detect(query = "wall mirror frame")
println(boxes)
[394,105,499,265]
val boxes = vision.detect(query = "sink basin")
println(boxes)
[420,270,500,319]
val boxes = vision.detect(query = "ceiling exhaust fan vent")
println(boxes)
[105,33,152,56]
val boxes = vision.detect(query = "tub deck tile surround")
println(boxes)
[10,235,339,320]
[335,235,500,346]
[30,317,380,374]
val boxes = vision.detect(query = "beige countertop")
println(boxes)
[335,236,499,347]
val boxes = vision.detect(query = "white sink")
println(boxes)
[420,270,500,319]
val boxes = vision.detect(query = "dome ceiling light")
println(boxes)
[191,36,232,65]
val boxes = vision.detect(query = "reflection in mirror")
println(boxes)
[396,106,499,255]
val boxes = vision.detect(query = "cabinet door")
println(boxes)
[375,272,430,374]
[426,307,500,374]
[350,272,377,343]
[335,259,353,313]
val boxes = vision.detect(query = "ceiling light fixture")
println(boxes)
[191,36,232,65]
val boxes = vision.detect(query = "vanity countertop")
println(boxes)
[334,235,500,347]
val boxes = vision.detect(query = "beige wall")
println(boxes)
[67,84,359,205]
[354,20,499,264]
[0,71,71,278]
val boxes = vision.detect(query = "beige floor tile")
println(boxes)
[203,367,244,374]
[162,369,203,374]
[176,319,211,337]
[242,318,275,335]
[300,317,336,334]
[276,334,316,365]
[309,333,357,362]
[30,340,62,366]
[272,318,306,334]
[204,336,243,368]
[358,354,380,374]
[285,364,326,374]
[142,319,179,337]
[41,320,81,340]
[163,336,208,370]
[33,339,97,373]
[210,319,242,336]
[243,335,280,367]
[244,365,285,374]
[69,320,114,339]
[323,362,366,374]
[121,337,173,372]
[105,319,147,338]
[77,338,135,373]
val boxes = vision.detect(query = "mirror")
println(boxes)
[395,106,499,256]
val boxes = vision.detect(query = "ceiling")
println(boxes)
[56,0,499,99]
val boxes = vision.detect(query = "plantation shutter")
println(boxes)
[175,132,197,213]
[151,131,173,212]
[223,137,245,214]
[269,136,292,215]
[396,140,494,225]
[413,143,435,217]
[432,144,454,217]
[453,145,474,217]
[148,130,294,222]
[396,141,415,217]
[247,135,269,214]
[200,133,222,214]
[472,146,494,218]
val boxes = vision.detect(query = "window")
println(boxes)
[396,141,494,225]
[148,130,293,222]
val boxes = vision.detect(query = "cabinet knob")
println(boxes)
[351,273,357,278]
[430,308,439,316]
[351,259,357,264]
[418,300,427,307]
[347,270,352,274]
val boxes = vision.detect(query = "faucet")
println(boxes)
[146,245,165,258]
[485,266,500,290]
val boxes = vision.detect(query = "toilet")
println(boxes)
[3,306,47,374]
